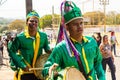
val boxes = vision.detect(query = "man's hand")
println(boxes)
[48,63,59,78]
[23,66,29,72]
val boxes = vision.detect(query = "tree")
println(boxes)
[84,11,104,25]
[8,19,26,32]
[106,11,120,25]
[52,14,61,28]
[0,25,8,33]
[106,11,115,25]
[40,15,52,29]
[40,14,60,29]
[116,14,120,24]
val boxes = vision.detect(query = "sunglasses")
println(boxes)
[29,20,38,23]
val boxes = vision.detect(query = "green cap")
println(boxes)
[27,10,40,19]
[63,1,83,24]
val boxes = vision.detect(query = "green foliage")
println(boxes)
[40,14,60,29]
[52,14,61,26]
[116,14,120,24]
[106,11,120,25]
[84,11,104,25]
[0,25,8,33]
[8,19,26,31]
[84,11,120,26]
[40,15,52,29]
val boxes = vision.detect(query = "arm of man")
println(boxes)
[42,47,62,78]
[94,47,106,80]
[9,36,27,69]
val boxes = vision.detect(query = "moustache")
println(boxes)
[29,24,37,28]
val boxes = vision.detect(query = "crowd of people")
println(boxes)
[0,32,16,57]
[92,30,119,80]
[0,0,119,80]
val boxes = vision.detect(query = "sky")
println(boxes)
[0,0,120,19]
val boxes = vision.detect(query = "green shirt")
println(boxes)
[9,30,50,69]
[42,36,105,80]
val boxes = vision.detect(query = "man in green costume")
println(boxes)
[42,1,105,80]
[8,10,51,80]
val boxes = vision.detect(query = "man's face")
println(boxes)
[27,17,39,32]
[66,18,83,37]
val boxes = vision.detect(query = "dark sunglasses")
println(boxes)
[29,20,38,23]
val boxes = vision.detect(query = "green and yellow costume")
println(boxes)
[42,36,105,80]
[8,11,50,80]
[42,1,105,80]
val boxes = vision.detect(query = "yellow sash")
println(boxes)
[71,37,93,80]
[14,31,40,80]
[32,32,40,76]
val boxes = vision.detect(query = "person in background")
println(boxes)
[93,32,102,47]
[99,35,116,80]
[4,33,13,51]
[8,10,52,80]
[42,1,105,80]
[0,35,4,57]
[110,31,119,56]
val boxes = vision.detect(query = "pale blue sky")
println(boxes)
[0,0,119,19]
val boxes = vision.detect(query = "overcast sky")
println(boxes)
[0,0,119,19]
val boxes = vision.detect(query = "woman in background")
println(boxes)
[99,35,116,80]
